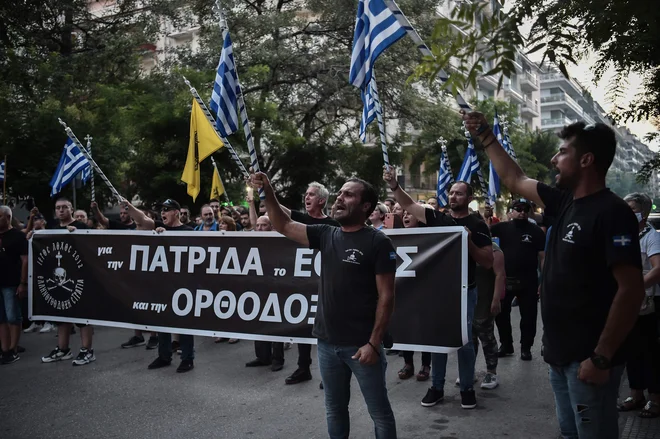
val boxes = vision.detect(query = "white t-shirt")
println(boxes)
[640,229,660,313]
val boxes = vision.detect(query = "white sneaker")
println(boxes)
[480,373,499,389]
[24,322,43,333]
[39,322,55,333]
[72,348,96,366]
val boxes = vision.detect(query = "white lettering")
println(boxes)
[130,245,150,271]
[172,288,193,316]
[294,249,313,277]
[169,246,187,272]
[259,293,283,322]
[237,291,260,321]
[396,246,417,278]
[220,248,242,275]
[213,290,236,319]
[284,294,308,324]
[188,246,206,273]
[206,247,222,274]
[148,246,169,272]
[194,289,214,317]
[242,248,263,275]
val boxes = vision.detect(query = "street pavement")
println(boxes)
[0,312,650,439]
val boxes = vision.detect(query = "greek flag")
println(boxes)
[488,112,505,204]
[0,160,4,181]
[209,31,240,138]
[49,138,91,197]
[456,138,480,184]
[349,0,406,89]
[359,77,377,142]
[437,150,452,206]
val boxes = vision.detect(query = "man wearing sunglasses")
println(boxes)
[491,198,545,361]
[463,111,644,439]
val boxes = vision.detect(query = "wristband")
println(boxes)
[482,138,498,149]
[475,123,490,136]
[367,341,380,356]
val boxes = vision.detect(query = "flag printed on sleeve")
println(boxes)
[49,138,91,197]
[209,31,240,138]
[612,235,632,247]
[182,100,224,201]
[349,0,406,89]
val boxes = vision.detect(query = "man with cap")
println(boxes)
[490,198,545,361]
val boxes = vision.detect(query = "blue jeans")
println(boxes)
[317,339,397,439]
[0,287,22,324]
[158,333,194,361]
[432,286,477,391]
[549,362,624,439]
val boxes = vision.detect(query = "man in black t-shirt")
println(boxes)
[251,172,397,438]
[40,198,97,366]
[385,168,492,410]
[91,201,137,230]
[273,181,341,385]
[0,205,28,365]
[464,111,644,439]
[491,198,545,361]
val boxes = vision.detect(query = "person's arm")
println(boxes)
[120,199,154,230]
[538,251,545,272]
[17,254,28,298]
[91,202,110,228]
[462,111,544,207]
[250,172,308,246]
[382,166,426,223]
[23,207,38,234]
[248,195,258,228]
[491,250,505,313]
[468,222,494,269]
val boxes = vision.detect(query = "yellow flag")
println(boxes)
[210,165,225,200]
[181,99,224,201]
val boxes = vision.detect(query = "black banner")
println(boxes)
[29,228,467,353]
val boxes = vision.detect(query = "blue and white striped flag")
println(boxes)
[488,111,505,204]
[209,32,240,138]
[0,160,4,181]
[349,0,406,89]
[359,78,377,142]
[437,149,452,206]
[456,137,480,184]
[49,138,91,197]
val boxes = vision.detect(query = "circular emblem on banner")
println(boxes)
[36,241,85,310]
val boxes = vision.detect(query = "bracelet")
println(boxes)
[482,138,498,149]
[475,123,490,136]
[368,341,380,356]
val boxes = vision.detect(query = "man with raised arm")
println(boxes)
[462,111,645,439]
[384,167,492,410]
[250,172,397,439]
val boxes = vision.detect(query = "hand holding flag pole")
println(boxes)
[371,75,390,171]
[462,122,490,205]
[437,137,454,184]
[57,118,121,201]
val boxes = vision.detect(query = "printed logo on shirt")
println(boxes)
[35,241,85,310]
[521,234,532,243]
[343,249,364,265]
[562,222,582,244]
[612,235,632,247]
[389,251,397,260]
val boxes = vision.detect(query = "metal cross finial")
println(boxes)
[437,136,448,151]
[84,134,93,143]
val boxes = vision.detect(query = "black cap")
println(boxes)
[158,199,181,210]
[511,198,531,209]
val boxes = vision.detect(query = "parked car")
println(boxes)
[648,213,660,231]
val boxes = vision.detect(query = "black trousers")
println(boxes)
[495,282,538,349]
[402,351,431,367]
[255,341,284,364]
[626,313,660,393]
[297,343,312,369]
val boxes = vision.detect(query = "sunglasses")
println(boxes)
[512,206,530,213]
[161,207,175,213]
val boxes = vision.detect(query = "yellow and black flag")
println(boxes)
[181,100,224,201]
[210,164,226,200]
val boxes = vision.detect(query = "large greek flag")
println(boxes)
[209,32,240,138]
[49,138,91,197]
[349,0,406,89]
[456,138,480,184]
[359,77,377,142]
[437,150,452,206]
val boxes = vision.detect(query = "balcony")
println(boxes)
[505,85,524,104]
[542,117,576,130]
[520,71,539,91]
[540,73,583,97]
[521,99,539,117]
[167,25,200,41]
[540,93,584,117]
[478,74,498,91]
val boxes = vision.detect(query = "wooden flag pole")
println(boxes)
[2,155,6,206]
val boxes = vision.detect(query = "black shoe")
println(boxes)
[497,345,514,358]
[121,336,145,349]
[1,351,20,365]
[319,381,324,390]
[176,359,194,373]
[385,349,400,356]
[148,357,171,369]
[521,348,532,361]
[171,340,180,352]
[285,368,312,384]
[16,345,25,353]
[421,387,444,407]
[460,390,477,409]
[146,336,158,350]
[271,361,284,372]
[245,358,271,367]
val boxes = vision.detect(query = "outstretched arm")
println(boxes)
[382,166,426,223]
[91,202,110,228]
[120,199,154,230]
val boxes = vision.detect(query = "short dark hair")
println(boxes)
[385,197,396,204]
[181,205,190,212]
[559,122,616,176]
[453,181,474,197]
[55,197,71,204]
[346,177,378,217]
[210,199,220,204]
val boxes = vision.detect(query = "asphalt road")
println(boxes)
[3,313,562,439]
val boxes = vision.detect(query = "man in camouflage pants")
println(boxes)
[474,242,506,389]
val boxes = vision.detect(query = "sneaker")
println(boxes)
[41,347,73,363]
[24,322,42,333]
[456,376,478,386]
[72,348,96,366]
[285,368,312,385]
[121,336,146,349]
[497,345,514,357]
[460,390,477,409]
[176,359,194,373]
[39,322,55,333]
[271,361,284,372]
[521,348,532,361]
[480,373,499,389]
[146,336,159,350]
[148,357,172,369]
[421,387,444,407]
[1,352,20,365]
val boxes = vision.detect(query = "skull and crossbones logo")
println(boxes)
[46,252,75,292]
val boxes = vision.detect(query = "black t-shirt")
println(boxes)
[423,208,457,227]
[155,221,194,231]
[49,220,89,230]
[108,219,137,230]
[538,182,642,366]
[307,225,396,346]
[443,213,491,287]
[0,228,28,287]
[291,210,340,227]
[491,220,545,282]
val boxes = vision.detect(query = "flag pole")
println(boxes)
[437,137,454,184]
[182,76,250,180]
[216,4,265,200]
[2,155,6,205]
[210,156,231,204]
[463,123,490,205]
[85,135,95,202]
[58,119,122,201]
[371,73,391,171]
[384,0,471,112]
